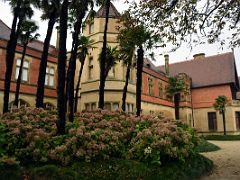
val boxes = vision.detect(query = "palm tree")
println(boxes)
[166,77,185,120]
[214,95,228,135]
[117,12,136,111]
[56,0,68,134]
[98,46,118,82]
[74,36,94,113]
[14,20,39,107]
[3,0,39,113]
[66,0,94,122]
[98,0,111,109]
[36,0,60,108]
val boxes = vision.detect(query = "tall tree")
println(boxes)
[14,20,39,107]
[214,95,228,135]
[3,0,39,113]
[166,76,185,120]
[117,12,136,112]
[66,0,93,122]
[56,0,68,134]
[36,0,60,108]
[74,36,94,113]
[98,0,111,109]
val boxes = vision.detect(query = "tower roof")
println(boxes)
[95,2,121,18]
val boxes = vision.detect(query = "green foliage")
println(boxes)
[0,156,21,180]
[196,139,220,153]
[19,20,39,45]
[130,1,240,49]
[166,76,185,98]
[213,95,228,113]
[0,108,199,166]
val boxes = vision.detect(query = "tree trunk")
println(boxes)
[56,0,68,134]
[98,0,111,109]
[174,93,180,120]
[122,62,131,111]
[136,46,144,116]
[74,51,86,113]
[36,11,57,108]
[14,42,27,107]
[66,14,84,122]
[3,0,22,113]
[222,111,227,135]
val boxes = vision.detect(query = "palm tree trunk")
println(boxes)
[222,111,227,135]
[122,62,131,111]
[14,42,27,107]
[56,0,68,134]
[3,0,22,113]
[136,46,144,116]
[74,51,86,113]
[174,93,180,120]
[66,14,84,122]
[36,11,57,108]
[98,0,111,109]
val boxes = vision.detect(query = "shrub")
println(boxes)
[0,108,200,166]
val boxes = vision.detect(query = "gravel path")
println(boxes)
[201,141,240,180]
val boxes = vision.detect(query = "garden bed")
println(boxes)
[0,108,213,179]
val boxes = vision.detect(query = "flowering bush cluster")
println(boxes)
[0,107,199,165]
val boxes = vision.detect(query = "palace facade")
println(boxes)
[1,3,240,134]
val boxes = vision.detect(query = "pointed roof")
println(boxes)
[158,52,239,89]
[0,19,56,54]
[95,2,121,18]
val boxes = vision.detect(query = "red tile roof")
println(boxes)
[0,19,57,54]
[158,52,239,88]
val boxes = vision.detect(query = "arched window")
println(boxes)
[9,99,30,110]
[43,102,56,110]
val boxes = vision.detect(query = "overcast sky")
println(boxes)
[0,1,240,73]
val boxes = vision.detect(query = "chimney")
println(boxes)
[56,29,60,50]
[164,54,169,76]
[193,53,205,60]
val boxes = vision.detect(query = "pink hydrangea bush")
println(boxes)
[0,108,199,165]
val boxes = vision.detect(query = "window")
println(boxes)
[85,103,90,111]
[85,103,96,111]
[89,22,94,34]
[126,103,133,113]
[91,103,96,111]
[45,67,55,87]
[89,57,93,79]
[148,77,153,96]
[208,112,217,131]
[108,66,115,78]
[9,99,30,110]
[43,102,55,110]
[236,112,240,130]
[112,103,119,111]
[104,102,111,111]
[15,59,29,82]
[158,81,163,98]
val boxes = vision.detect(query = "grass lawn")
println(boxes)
[196,139,220,152]
[1,154,213,180]
[204,135,240,141]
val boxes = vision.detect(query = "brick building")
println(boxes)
[1,2,240,134]
[0,19,58,111]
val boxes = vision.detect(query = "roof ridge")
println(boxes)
[157,52,233,67]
